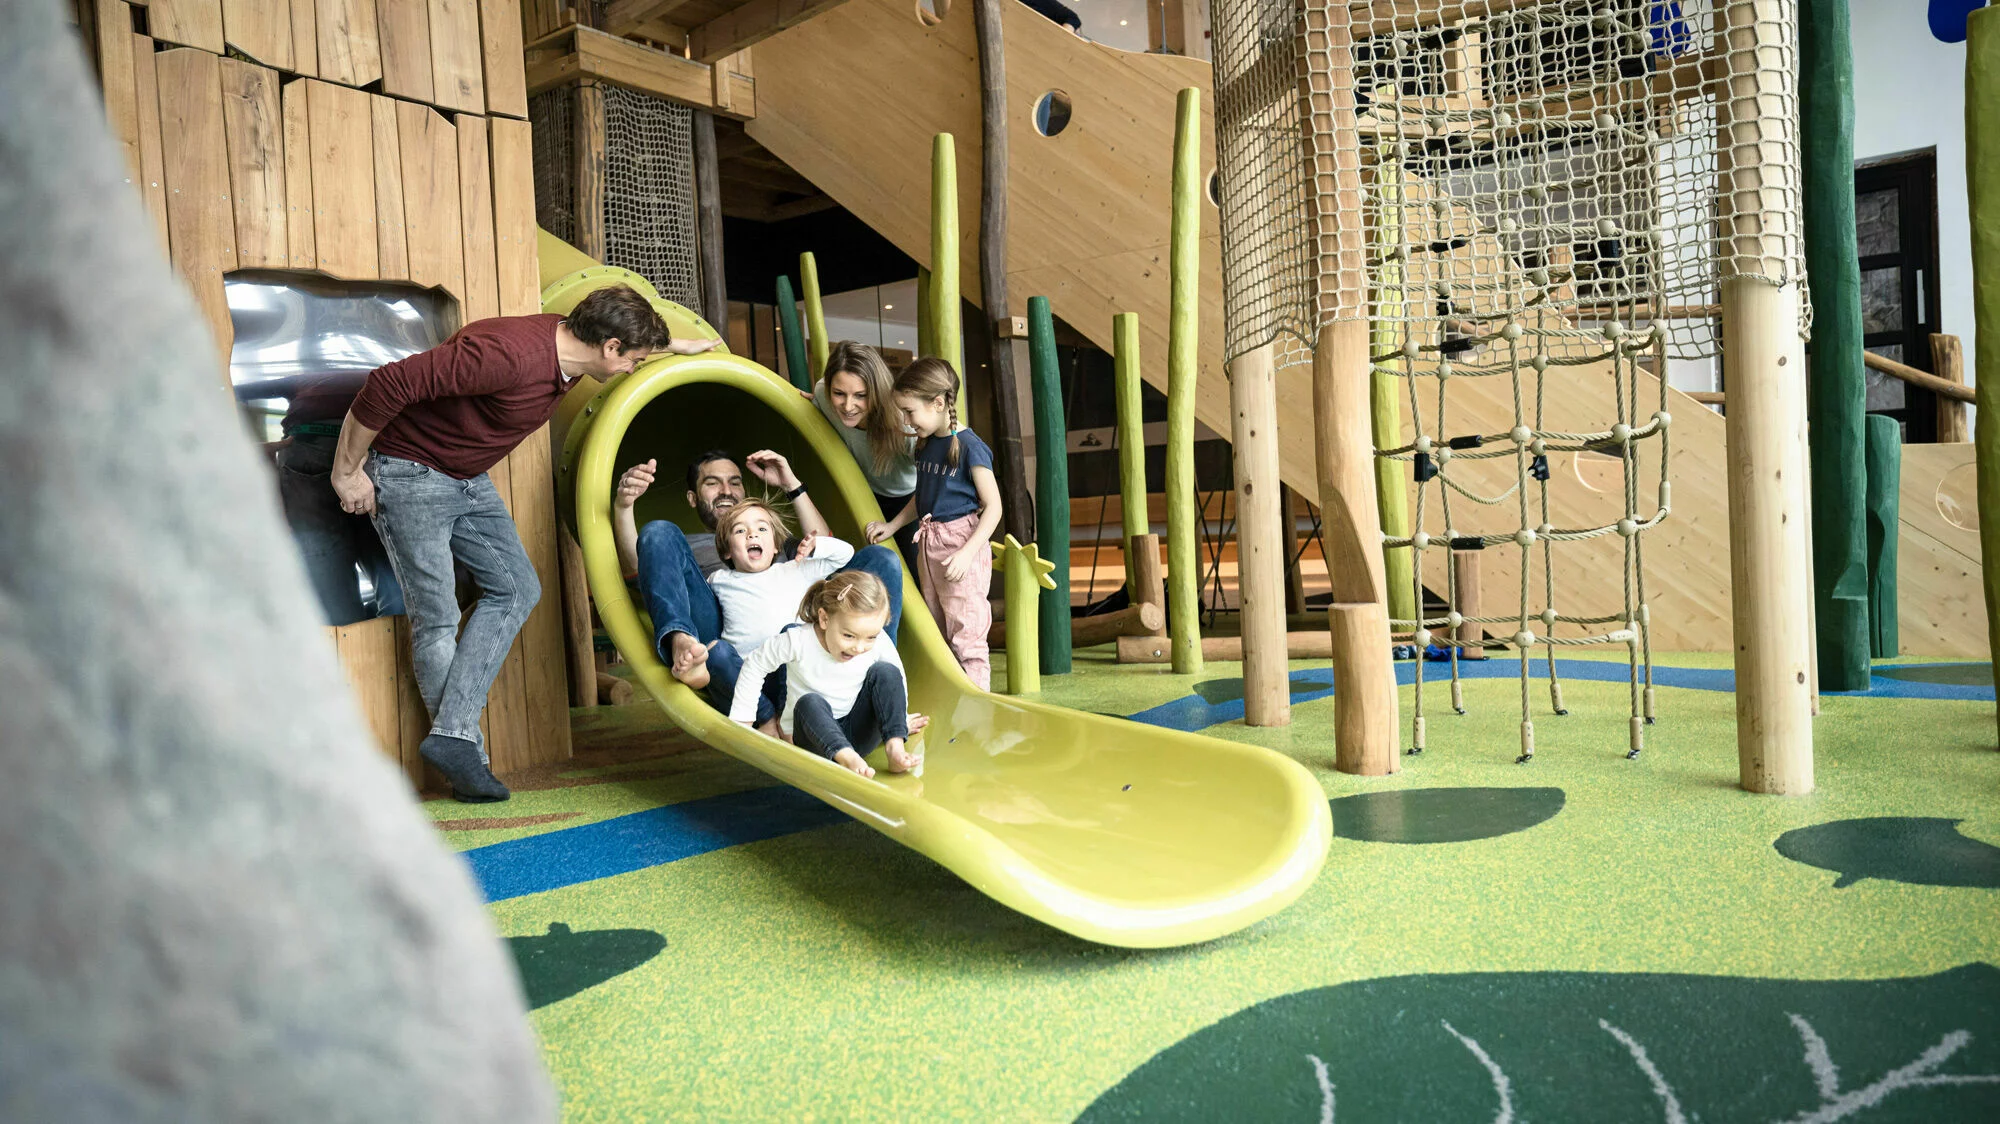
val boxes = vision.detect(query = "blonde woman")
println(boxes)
[813,341,919,572]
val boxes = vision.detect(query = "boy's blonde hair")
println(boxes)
[711,500,791,568]
[893,357,962,470]
[823,341,904,476]
[798,569,891,625]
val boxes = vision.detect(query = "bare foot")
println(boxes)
[755,717,786,742]
[832,747,875,778]
[669,633,711,690]
[906,712,930,736]
[883,737,920,773]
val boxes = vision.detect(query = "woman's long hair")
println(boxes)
[822,341,905,477]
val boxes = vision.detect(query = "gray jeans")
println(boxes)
[368,453,541,759]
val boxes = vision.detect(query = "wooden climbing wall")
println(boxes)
[74,0,570,784]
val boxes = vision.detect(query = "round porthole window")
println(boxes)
[1207,170,1221,206]
[1035,91,1073,137]
[915,0,950,28]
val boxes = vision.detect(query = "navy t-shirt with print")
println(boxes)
[913,428,993,523]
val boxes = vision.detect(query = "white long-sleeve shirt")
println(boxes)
[707,535,856,654]
[729,623,905,736]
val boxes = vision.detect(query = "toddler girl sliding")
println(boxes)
[865,358,1002,690]
[731,571,919,778]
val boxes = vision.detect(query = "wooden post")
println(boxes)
[559,526,596,708]
[571,80,604,259]
[1301,2,1396,774]
[1231,342,1290,725]
[1113,312,1150,594]
[1721,0,1815,795]
[1280,485,1307,615]
[930,133,966,422]
[1129,531,1166,629]
[1368,146,1417,627]
[1965,6,2000,732]
[1027,296,1072,675]
[1453,549,1486,658]
[691,108,727,333]
[973,0,1036,544]
[1166,88,1203,675]
[800,250,829,382]
[1932,333,1968,442]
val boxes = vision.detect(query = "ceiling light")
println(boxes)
[883,304,895,310]
[1120,19,1128,25]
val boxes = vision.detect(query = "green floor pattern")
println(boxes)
[430,651,2000,1121]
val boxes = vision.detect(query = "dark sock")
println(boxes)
[420,734,510,803]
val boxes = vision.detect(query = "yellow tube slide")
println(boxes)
[544,242,1330,947]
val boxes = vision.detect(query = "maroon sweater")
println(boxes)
[351,314,571,479]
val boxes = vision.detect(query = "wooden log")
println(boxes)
[1118,626,1325,664]
[218,58,286,271]
[1862,350,1975,404]
[692,108,727,331]
[1128,532,1165,632]
[571,80,606,258]
[1452,549,1487,658]
[130,33,169,254]
[306,79,378,280]
[992,596,1162,650]
[595,670,634,707]
[377,0,434,103]
[480,0,529,118]
[1330,602,1398,774]
[800,251,829,381]
[1932,334,1968,442]
[369,95,410,280]
[973,0,1034,544]
[455,113,501,322]
[1722,0,1815,795]
[1166,87,1203,675]
[1230,341,1290,726]
[1280,485,1306,615]
[930,133,964,420]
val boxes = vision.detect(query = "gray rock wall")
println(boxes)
[0,3,557,1119]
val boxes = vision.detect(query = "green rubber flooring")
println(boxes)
[431,649,2000,1121]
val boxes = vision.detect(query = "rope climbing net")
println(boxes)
[1215,0,1807,761]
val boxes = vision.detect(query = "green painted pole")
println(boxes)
[800,251,830,384]
[916,265,934,359]
[1369,155,1415,626]
[1800,0,1871,691]
[1967,7,2000,722]
[992,536,1057,694]
[1864,414,1900,658]
[931,133,966,423]
[1166,87,1203,675]
[775,275,810,391]
[1113,312,1149,592]
[1028,296,1072,675]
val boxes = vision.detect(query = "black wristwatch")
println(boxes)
[785,482,808,500]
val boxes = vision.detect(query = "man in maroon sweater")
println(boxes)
[330,285,717,801]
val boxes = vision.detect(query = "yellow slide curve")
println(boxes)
[542,238,1331,948]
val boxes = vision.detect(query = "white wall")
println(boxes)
[1850,6,1974,377]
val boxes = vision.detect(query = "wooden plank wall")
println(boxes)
[79,0,570,783]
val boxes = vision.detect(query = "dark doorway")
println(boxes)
[1854,149,1942,441]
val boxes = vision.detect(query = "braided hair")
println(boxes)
[892,356,962,470]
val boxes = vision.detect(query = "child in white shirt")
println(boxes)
[705,499,855,730]
[730,570,920,778]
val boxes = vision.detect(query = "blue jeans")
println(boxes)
[369,454,541,761]
[277,438,404,626]
[634,521,905,722]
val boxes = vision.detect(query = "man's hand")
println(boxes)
[616,459,657,510]
[665,337,723,356]
[333,469,376,516]
[744,449,800,492]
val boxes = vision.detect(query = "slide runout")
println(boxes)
[746,0,1983,657]
[547,267,1331,948]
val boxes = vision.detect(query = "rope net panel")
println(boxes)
[1212,0,1807,761]
[528,85,704,311]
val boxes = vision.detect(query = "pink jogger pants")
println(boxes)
[914,513,992,690]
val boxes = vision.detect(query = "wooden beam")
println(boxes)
[767,192,837,220]
[572,80,606,259]
[973,0,1034,543]
[1932,333,1968,442]
[692,108,727,330]
[526,24,757,118]
[689,0,851,64]
[602,0,695,38]
[1864,348,1976,404]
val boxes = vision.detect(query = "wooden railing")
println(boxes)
[1673,334,1969,442]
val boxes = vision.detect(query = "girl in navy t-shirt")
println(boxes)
[865,358,1002,690]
